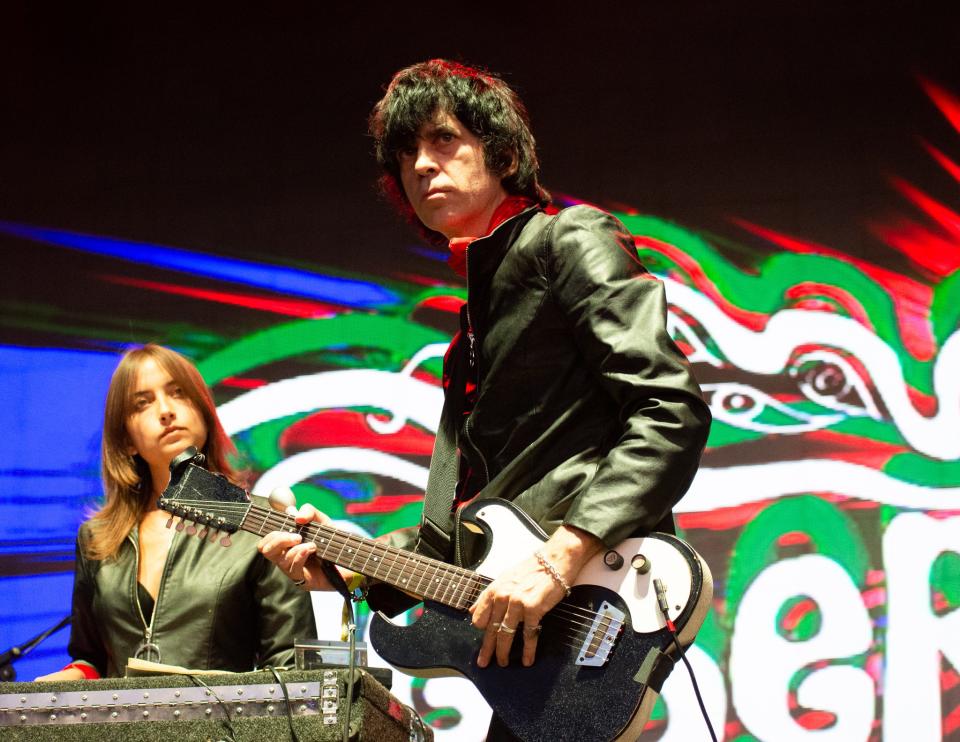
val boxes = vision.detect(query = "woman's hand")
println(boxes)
[257,503,339,591]
[469,525,602,668]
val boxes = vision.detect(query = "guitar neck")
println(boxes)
[240,503,486,611]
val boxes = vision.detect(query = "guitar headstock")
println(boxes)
[157,446,251,546]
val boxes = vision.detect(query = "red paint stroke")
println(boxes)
[410,369,443,387]
[280,410,435,456]
[733,220,936,362]
[781,597,816,631]
[677,501,770,530]
[921,140,960,186]
[862,586,886,610]
[416,294,466,314]
[944,698,960,736]
[889,176,960,243]
[919,76,960,135]
[777,531,811,547]
[796,710,835,731]
[785,282,874,329]
[394,272,451,287]
[906,385,939,417]
[943,668,960,693]
[219,376,268,389]
[98,274,338,318]
[802,429,909,469]
[870,217,960,278]
[347,494,425,515]
[635,236,772,332]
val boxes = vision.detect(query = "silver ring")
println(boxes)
[523,624,542,636]
[498,624,517,635]
[491,621,501,630]
[293,578,306,587]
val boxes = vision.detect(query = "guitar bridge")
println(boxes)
[575,601,624,667]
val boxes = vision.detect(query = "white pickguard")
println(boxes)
[471,501,698,634]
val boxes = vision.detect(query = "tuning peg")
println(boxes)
[186,523,197,535]
[269,487,297,513]
[220,535,232,547]
[175,520,186,532]
[165,517,174,529]
[208,529,219,543]
[196,526,208,540]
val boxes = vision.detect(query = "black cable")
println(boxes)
[187,674,238,742]
[267,666,302,742]
[665,626,718,742]
[654,578,718,742]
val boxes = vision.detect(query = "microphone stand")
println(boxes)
[0,614,72,681]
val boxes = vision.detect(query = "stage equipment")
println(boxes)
[0,668,429,741]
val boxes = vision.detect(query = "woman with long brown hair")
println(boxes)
[38,344,315,680]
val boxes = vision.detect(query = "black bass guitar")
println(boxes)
[159,450,712,742]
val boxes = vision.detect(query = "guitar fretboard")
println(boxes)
[241,504,488,611]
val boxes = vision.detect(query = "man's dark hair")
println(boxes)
[369,59,549,230]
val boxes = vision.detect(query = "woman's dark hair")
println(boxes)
[369,59,549,235]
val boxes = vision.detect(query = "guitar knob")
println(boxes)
[603,550,624,570]
[631,554,651,574]
[269,486,298,513]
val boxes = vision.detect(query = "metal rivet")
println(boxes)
[268,687,276,694]
[111,711,118,718]
[143,692,150,699]
[81,694,88,701]
[205,708,212,715]
[80,713,88,721]
[300,686,307,693]
[112,693,119,700]
[267,705,275,713]
[236,707,243,714]
[174,710,181,718]
[143,710,149,718]
[49,714,57,721]
[20,715,27,722]
[237,688,243,695]
[19,697,26,703]
[174,690,181,697]
[50,696,57,703]
[205,690,211,696]
[299,704,307,713]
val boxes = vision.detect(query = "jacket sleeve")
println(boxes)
[251,555,317,669]
[545,206,712,545]
[66,527,108,677]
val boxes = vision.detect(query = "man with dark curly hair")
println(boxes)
[261,59,711,741]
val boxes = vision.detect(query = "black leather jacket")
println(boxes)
[68,521,316,677]
[410,204,711,569]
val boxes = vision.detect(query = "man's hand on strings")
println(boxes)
[257,503,338,591]
[469,525,603,668]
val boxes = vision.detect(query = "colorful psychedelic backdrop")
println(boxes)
[1,60,959,742]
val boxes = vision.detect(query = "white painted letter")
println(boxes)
[731,554,874,741]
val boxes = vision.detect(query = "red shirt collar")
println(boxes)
[447,196,536,278]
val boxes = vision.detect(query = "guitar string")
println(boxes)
[166,501,625,644]
[169,522,617,656]
[165,501,627,643]
[246,506,620,638]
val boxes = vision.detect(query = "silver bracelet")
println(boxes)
[534,551,572,597]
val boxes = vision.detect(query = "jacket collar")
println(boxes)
[461,203,542,285]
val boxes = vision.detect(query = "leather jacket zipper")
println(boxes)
[129,529,170,661]
[463,241,491,485]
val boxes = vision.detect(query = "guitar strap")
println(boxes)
[415,312,469,563]
[415,414,459,562]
